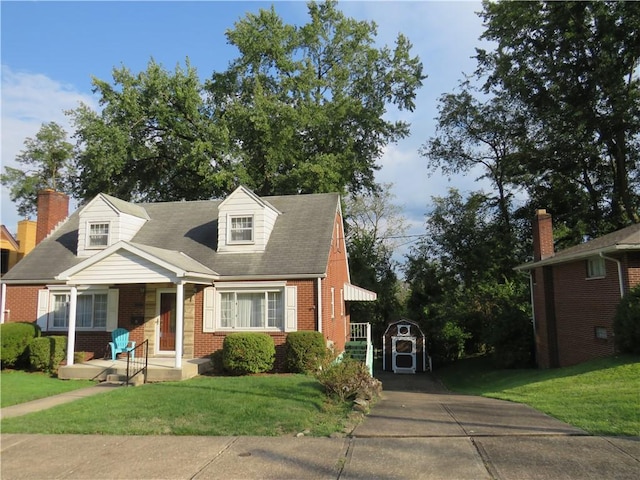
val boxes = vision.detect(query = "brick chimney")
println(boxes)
[36,189,69,244]
[532,209,554,261]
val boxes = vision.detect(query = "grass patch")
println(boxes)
[1,370,96,408]
[437,354,640,436]
[0,374,353,436]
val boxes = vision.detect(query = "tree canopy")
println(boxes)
[477,0,640,232]
[206,0,425,196]
[1,122,75,217]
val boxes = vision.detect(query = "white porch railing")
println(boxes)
[348,323,373,376]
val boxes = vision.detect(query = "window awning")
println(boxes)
[343,283,377,301]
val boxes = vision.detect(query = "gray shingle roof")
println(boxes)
[516,222,640,270]
[2,193,339,282]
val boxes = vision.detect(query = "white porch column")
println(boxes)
[174,281,184,369]
[1,283,6,324]
[66,286,78,366]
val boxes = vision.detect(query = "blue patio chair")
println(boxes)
[109,328,136,360]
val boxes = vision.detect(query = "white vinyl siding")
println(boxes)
[78,196,147,257]
[217,187,279,253]
[68,250,175,284]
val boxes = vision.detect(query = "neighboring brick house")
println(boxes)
[516,209,640,368]
[1,186,376,372]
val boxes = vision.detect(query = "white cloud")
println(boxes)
[1,66,94,232]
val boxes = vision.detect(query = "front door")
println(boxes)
[159,292,176,352]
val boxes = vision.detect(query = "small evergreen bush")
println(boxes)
[29,336,67,373]
[0,322,41,368]
[285,331,328,373]
[315,356,380,402]
[614,284,640,354]
[222,333,275,375]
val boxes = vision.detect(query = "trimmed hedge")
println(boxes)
[0,322,41,368]
[285,331,328,373]
[29,336,67,373]
[614,284,640,354]
[222,333,275,375]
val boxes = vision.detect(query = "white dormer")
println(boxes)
[77,194,150,258]
[217,186,280,253]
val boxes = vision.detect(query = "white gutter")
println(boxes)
[317,277,322,334]
[600,253,625,298]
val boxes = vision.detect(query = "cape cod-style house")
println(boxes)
[0,187,376,379]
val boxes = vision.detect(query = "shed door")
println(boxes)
[392,336,416,374]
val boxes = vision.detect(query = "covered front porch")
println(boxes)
[54,241,220,381]
[58,356,213,383]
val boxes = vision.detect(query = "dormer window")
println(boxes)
[88,222,109,248]
[230,216,253,243]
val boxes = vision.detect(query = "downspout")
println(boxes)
[317,278,322,334]
[600,252,625,298]
[528,272,536,339]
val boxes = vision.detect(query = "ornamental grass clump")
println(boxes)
[315,356,381,402]
[222,333,275,375]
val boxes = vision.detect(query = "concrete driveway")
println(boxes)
[1,371,638,479]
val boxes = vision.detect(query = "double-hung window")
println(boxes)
[51,292,108,329]
[229,216,253,243]
[88,222,109,248]
[219,289,284,329]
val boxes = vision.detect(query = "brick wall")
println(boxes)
[321,211,351,353]
[550,258,620,367]
[4,285,41,322]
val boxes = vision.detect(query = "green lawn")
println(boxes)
[1,370,96,408]
[436,354,640,436]
[0,374,353,436]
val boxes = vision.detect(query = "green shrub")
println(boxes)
[0,322,41,368]
[29,336,67,373]
[614,284,640,354]
[315,356,380,402]
[285,331,328,373]
[222,333,275,375]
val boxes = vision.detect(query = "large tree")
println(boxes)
[1,122,75,217]
[477,0,640,231]
[206,0,425,196]
[69,59,230,202]
[422,87,531,266]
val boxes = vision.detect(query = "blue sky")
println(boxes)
[1,0,489,262]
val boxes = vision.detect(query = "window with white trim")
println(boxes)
[587,256,605,278]
[219,289,284,329]
[229,216,253,243]
[51,292,108,329]
[88,222,109,247]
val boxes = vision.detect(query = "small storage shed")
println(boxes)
[382,319,429,374]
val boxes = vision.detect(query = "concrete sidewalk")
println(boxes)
[1,372,639,479]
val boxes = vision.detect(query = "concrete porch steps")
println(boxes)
[58,357,213,383]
